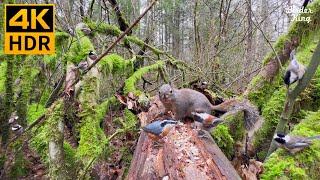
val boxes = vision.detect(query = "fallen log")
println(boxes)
[127,96,241,179]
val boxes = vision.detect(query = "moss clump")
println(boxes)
[87,22,122,36]
[211,125,234,159]
[262,110,320,179]
[124,61,164,94]
[99,54,134,76]
[69,35,95,64]
[77,77,108,161]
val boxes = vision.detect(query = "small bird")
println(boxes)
[89,50,97,60]
[8,111,19,124]
[141,119,178,141]
[284,50,306,87]
[77,60,88,71]
[81,27,92,35]
[191,112,225,138]
[11,124,22,132]
[67,28,75,36]
[273,132,320,154]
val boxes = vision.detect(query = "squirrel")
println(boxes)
[159,83,259,130]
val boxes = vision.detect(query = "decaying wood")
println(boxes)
[127,96,241,179]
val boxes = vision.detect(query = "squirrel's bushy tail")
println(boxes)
[211,99,259,130]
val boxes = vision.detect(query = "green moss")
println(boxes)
[69,36,95,64]
[262,110,320,179]
[247,73,282,109]
[77,77,108,161]
[254,87,286,159]
[99,53,134,75]
[0,61,6,93]
[211,125,234,159]
[9,141,29,178]
[124,61,164,94]
[87,22,121,36]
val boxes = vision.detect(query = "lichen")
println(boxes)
[0,61,6,93]
[262,110,320,179]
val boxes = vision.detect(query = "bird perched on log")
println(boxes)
[273,132,320,154]
[191,112,225,138]
[81,27,92,35]
[142,119,178,141]
[89,50,97,60]
[284,50,306,87]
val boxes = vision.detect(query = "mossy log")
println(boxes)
[127,96,240,179]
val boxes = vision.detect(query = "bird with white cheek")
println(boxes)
[192,112,225,138]
[283,50,307,87]
[274,132,320,154]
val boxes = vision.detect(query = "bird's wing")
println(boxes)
[288,142,311,149]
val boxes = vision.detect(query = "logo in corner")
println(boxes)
[4,4,55,54]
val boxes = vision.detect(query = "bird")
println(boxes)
[67,28,75,36]
[8,112,19,124]
[11,124,23,133]
[89,50,98,60]
[283,50,306,87]
[273,132,320,154]
[191,112,225,138]
[81,27,92,35]
[141,119,178,141]
[77,60,88,71]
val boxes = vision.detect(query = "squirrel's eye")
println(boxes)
[159,91,161,94]
[169,90,173,93]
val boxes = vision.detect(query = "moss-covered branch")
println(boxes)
[266,40,320,157]
[123,61,164,94]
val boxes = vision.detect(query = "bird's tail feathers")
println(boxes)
[307,135,320,140]
[290,50,295,60]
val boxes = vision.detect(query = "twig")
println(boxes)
[250,8,284,73]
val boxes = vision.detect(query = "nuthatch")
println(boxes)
[274,132,320,154]
[192,112,225,138]
[81,28,92,35]
[142,119,178,141]
[284,50,306,87]
[89,50,97,60]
